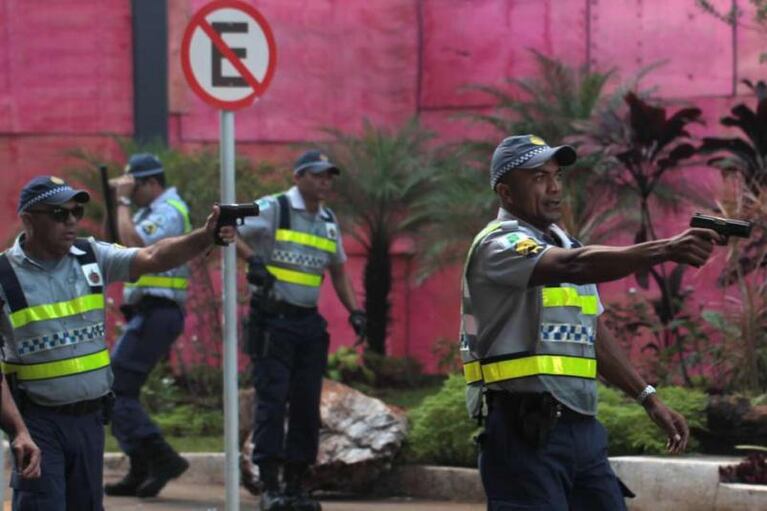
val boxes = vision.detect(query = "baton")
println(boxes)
[99,164,118,243]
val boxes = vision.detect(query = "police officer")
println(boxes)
[461,135,723,510]
[104,154,193,498]
[237,150,365,511]
[0,175,235,510]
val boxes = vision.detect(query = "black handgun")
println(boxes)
[690,213,753,243]
[215,203,259,245]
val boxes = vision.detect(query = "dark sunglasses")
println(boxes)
[26,205,85,222]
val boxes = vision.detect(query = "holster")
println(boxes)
[245,304,294,368]
[490,392,562,449]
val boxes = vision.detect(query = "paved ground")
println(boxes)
[2,482,484,511]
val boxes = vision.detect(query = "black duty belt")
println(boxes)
[24,395,105,416]
[486,391,590,421]
[271,301,318,318]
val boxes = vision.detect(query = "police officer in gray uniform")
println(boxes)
[105,154,193,498]
[461,135,723,510]
[0,175,235,511]
[238,150,365,511]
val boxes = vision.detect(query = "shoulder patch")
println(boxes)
[495,231,544,256]
[514,238,544,256]
[141,222,158,236]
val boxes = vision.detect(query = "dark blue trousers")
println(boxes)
[110,303,184,454]
[479,400,627,511]
[250,311,329,465]
[11,404,105,511]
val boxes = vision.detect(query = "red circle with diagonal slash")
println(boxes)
[181,0,277,110]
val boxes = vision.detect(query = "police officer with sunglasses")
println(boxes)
[0,175,236,511]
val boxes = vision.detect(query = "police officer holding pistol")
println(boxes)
[461,135,723,510]
[237,150,365,511]
[104,154,194,498]
[0,175,235,511]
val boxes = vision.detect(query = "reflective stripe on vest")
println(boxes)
[166,198,192,233]
[542,287,599,315]
[481,354,597,384]
[9,294,104,329]
[266,265,322,287]
[125,276,189,290]
[463,360,482,384]
[275,229,337,253]
[2,348,110,381]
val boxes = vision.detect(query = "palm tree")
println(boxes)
[458,50,655,244]
[317,119,454,355]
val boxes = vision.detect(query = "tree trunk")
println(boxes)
[363,232,391,355]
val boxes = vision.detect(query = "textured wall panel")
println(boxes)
[0,0,133,134]
[734,1,766,95]
[589,0,733,98]
[177,0,419,142]
[420,0,588,109]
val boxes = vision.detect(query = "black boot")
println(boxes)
[135,435,189,498]
[104,448,148,496]
[284,463,321,511]
[258,461,290,511]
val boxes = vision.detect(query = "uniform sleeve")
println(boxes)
[330,226,348,265]
[90,238,139,284]
[475,229,551,290]
[135,203,185,245]
[237,196,277,248]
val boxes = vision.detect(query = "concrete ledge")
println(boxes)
[87,453,767,509]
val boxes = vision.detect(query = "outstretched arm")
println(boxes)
[596,316,689,454]
[129,205,235,280]
[530,228,722,287]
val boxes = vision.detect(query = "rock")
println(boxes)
[239,379,409,494]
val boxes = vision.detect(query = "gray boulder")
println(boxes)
[240,379,408,494]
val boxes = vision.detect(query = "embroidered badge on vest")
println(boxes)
[326,223,338,240]
[81,262,103,287]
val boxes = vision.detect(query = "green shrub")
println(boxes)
[326,346,374,385]
[597,383,707,455]
[404,374,481,467]
[403,377,709,466]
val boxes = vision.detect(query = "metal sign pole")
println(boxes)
[220,109,240,510]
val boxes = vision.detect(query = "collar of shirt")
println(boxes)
[146,186,181,211]
[286,186,330,219]
[496,207,564,246]
[6,233,84,270]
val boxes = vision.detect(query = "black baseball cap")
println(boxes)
[293,150,340,176]
[490,134,577,189]
[125,153,163,178]
[17,176,90,213]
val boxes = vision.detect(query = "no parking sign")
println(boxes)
[181,0,277,110]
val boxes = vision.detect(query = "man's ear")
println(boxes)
[495,182,512,205]
[19,212,33,233]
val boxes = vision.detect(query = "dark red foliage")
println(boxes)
[719,453,767,484]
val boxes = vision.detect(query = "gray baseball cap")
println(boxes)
[490,134,577,189]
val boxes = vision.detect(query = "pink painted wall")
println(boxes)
[0,0,763,373]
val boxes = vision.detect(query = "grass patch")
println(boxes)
[105,434,224,453]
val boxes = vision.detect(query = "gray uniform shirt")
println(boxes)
[123,186,190,306]
[238,186,347,307]
[467,208,603,412]
[0,236,138,404]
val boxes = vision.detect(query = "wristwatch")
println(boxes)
[637,385,657,405]
[117,196,132,207]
